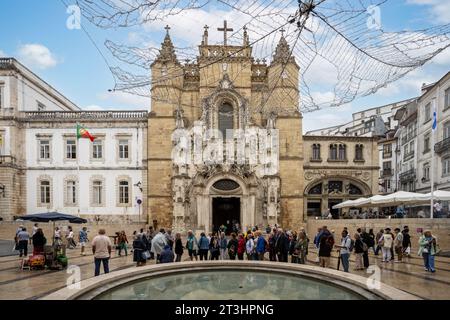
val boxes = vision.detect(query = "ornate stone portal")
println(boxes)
[171,74,282,233]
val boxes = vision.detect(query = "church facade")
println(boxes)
[147,24,305,233]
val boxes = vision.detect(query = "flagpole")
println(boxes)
[77,122,81,217]
[430,98,436,219]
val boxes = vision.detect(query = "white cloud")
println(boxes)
[406,0,450,24]
[17,44,58,70]
[96,90,149,110]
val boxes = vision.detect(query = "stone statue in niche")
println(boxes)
[175,108,185,129]
[267,112,277,130]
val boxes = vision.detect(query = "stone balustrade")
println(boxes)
[22,111,148,121]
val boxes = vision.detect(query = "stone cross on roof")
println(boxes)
[217,20,233,46]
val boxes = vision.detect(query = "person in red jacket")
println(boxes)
[237,233,246,260]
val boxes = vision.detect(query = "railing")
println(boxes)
[435,137,450,154]
[23,111,149,121]
[0,155,16,165]
[381,169,392,177]
[399,168,416,181]
[0,58,15,69]
[382,151,392,159]
[403,151,415,161]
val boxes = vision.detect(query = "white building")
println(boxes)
[305,98,416,137]
[0,58,148,222]
[415,72,450,193]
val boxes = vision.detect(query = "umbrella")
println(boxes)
[370,191,427,206]
[19,212,87,224]
[421,190,450,201]
[18,212,87,244]
[332,200,355,209]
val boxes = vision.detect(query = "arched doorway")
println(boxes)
[211,179,241,234]
[304,177,371,219]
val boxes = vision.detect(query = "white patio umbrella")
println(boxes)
[370,191,427,206]
[354,195,389,207]
[332,200,355,209]
[422,190,450,201]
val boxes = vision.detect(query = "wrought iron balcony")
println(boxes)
[382,151,392,159]
[403,151,415,161]
[435,137,450,154]
[399,168,416,182]
[381,169,392,177]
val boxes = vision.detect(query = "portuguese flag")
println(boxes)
[76,124,95,142]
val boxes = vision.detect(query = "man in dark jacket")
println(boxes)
[159,245,174,263]
[402,227,412,257]
[361,228,371,268]
[275,229,289,262]
[318,230,334,268]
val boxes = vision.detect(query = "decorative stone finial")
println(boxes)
[202,25,209,46]
[272,32,295,65]
[155,25,178,64]
[243,25,249,46]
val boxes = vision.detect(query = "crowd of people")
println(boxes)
[13,222,441,277]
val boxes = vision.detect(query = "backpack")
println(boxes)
[362,242,368,252]
[348,238,355,252]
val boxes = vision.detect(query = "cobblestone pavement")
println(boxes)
[0,244,448,300]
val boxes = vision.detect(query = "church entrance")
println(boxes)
[212,197,240,235]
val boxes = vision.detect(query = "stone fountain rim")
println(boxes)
[41,261,420,300]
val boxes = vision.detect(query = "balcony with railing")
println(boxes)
[403,151,415,161]
[382,151,392,159]
[399,168,416,182]
[381,168,393,177]
[23,111,149,121]
[435,137,450,154]
[0,58,15,69]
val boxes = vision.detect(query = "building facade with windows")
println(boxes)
[24,112,148,222]
[302,136,379,218]
[377,130,399,194]
[394,99,419,192]
[414,72,450,193]
[0,58,148,222]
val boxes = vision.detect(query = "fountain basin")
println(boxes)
[42,261,419,300]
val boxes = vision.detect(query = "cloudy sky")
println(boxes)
[0,0,449,133]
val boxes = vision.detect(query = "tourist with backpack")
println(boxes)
[354,233,365,270]
[186,230,198,261]
[294,231,308,264]
[336,230,352,272]
[318,229,334,268]
[375,229,384,255]
[197,232,210,261]
[255,231,266,261]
